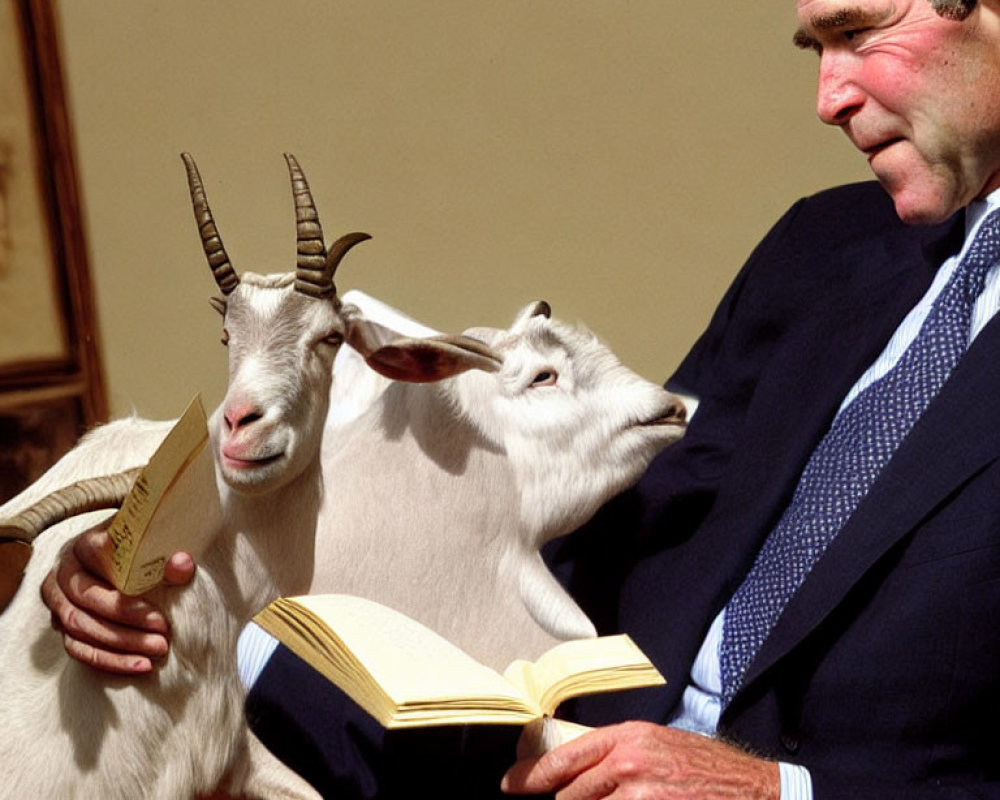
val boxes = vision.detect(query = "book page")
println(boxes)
[257,594,541,727]
[503,634,665,717]
[106,396,221,595]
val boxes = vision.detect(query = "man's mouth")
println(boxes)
[863,137,904,160]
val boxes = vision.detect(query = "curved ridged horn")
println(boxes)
[286,153,372,298]
[285,153,329,295]
[182,153,240,295]
[0,468,141,544]
[310,231,373,298]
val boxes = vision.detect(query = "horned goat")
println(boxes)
[1,184,688,800]
[0,154,492,800]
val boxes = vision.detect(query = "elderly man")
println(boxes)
[43,1,1000,797]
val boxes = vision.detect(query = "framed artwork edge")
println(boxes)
[1,0,107,502]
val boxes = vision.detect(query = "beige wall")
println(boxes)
[55,1,871,420]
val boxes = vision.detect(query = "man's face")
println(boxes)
[795,0,1000,224]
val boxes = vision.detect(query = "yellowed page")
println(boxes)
[502,634,665,716]
[258,594,541,728]
[106,396,221,594]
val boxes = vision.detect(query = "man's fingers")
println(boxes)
[35,524,196,675]
[41,568,169,659]
[503,728,614,795]
[73,526,194,590]
[501,756,545,795]
[62,633,155,675]
[506,723,783,800]
[54,540,169,633]
[71,525,114,577]
[163,551,196,586]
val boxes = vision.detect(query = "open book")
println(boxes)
[253,593,665,730]
[106,395,221,595]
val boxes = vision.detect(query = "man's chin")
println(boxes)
[871,160,966,225]
[893,201,950,226]
[880,180,960,226]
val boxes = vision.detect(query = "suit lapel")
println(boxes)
[735,215,1000,701]
[742,313,1000,692]
[614,203,965,722]
[711,220,952,599]
[629,213,958,720]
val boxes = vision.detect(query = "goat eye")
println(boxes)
[321,332,345,348]
[220,328,230,347]
[530,370,557,387]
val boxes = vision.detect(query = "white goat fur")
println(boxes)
[0,290,685,799]
[308,294,686,669]
[0,273,355,800]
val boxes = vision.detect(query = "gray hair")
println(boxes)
[930,0,977,20]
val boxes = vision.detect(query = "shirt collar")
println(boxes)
[965,189,1000,238]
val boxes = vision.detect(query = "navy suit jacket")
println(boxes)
[248,182,1000,798]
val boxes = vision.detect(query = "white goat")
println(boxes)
[0,154,491,800]
[296,295,687,671]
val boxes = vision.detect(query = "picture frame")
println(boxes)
[0,0,106,503]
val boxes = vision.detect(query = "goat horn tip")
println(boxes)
[336,231,372,246]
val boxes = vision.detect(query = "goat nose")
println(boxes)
[224,402,263,431]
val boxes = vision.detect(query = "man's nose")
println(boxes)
[816,54,864,126]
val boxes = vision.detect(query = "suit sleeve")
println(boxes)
[245,643,525,799]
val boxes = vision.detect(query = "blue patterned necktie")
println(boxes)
[719,208,1000,709]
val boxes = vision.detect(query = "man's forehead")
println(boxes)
[796,0,897,29]
[794,0,897,48]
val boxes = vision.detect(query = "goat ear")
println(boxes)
[344,314,412,358]
[345,312,503,383]
[511,300,552,330]
[364,335,503,383]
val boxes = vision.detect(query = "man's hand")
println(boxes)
[39,525,195,675]
[502,721,780,800]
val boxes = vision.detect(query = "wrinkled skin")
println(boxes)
[796,0,1000,224]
